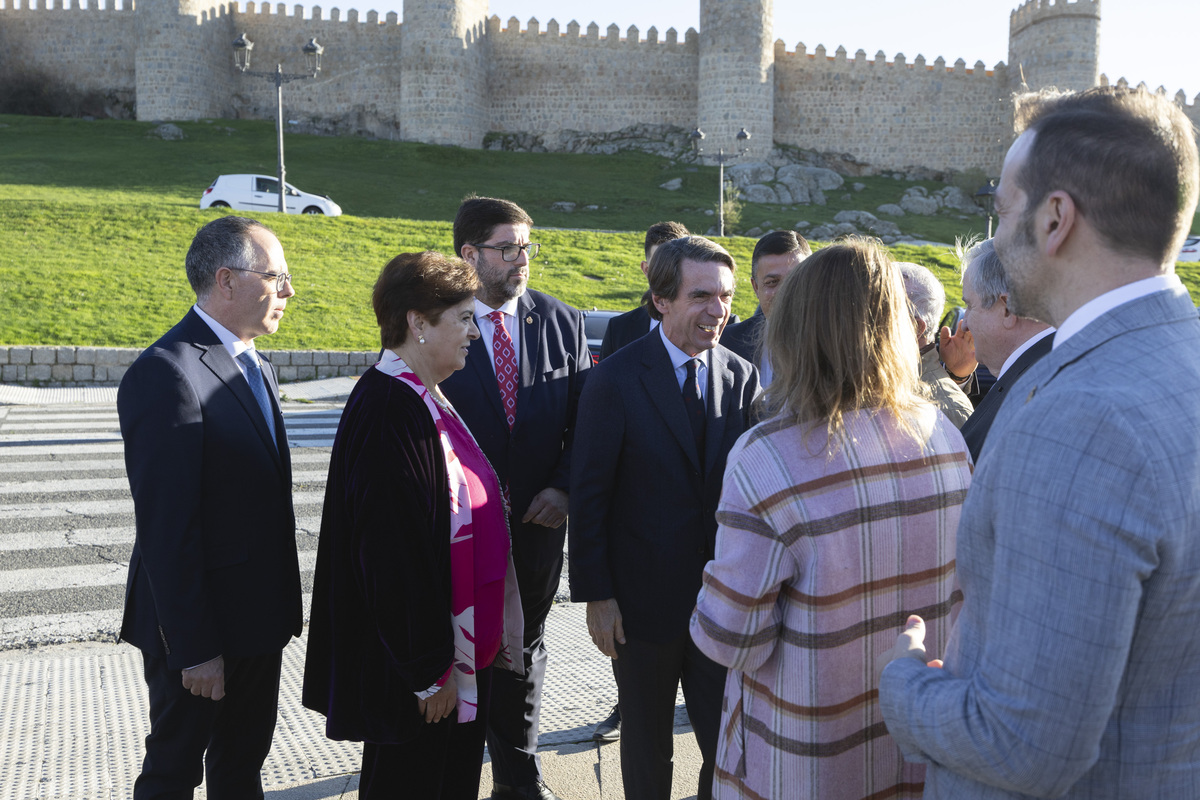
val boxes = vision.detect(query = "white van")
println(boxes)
[199,174,343,216]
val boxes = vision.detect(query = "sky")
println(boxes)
[360,0,1198,99]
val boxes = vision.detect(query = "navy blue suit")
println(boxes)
[960,333,1053,462]
[118,308,301,799]
[719,307,764,365]
[440,288,591,787]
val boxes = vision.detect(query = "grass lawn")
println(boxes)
[1,114,1196,349]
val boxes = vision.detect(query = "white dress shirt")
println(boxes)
[659,325,710,403]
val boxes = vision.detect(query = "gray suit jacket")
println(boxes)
[880,285,1200,798]
[569,331,760,642]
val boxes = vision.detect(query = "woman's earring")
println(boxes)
[418,334,426,344]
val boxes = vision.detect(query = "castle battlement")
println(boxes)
[1010,0,1100,35]
[773,41,1004,79]
[3,0,1193,174]
[485,15,697,50]
[0,0,132,13]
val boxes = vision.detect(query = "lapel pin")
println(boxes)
[526,315,533,324]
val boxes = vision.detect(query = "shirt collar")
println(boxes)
[997,327,1055,379]
[475,297,520,321]
[193,303,254,359]
[658,325,709,371]
[1053,274,1182,350]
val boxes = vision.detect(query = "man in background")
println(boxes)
[944,238,1053,461]
[898,260,974,427]
[720,229,811,386]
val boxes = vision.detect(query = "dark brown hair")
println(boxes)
[374,251,480,349]
[452,196,534,260]
[751,230,812,282]
[644,221,690,258]
[1013,86,1200,264]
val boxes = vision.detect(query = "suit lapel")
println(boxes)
[464,334,508,427]
[517,294,542,422]
[260,355,291,473]
[704,349,733,476]
[197,340,284,472]
[641,333,702,472]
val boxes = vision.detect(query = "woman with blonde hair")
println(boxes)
[690,237,972,799]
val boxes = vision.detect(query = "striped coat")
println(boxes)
[690,406,971,800]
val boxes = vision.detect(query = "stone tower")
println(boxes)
[697,0,774,158]
[135,0,234,121]
[1007,0,1100,93]
[399,0,490,148]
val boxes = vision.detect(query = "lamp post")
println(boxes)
[689,127,751,237]
[232,34,324,214]
[974,180,997,238]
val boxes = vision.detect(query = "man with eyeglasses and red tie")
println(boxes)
[118,216,302,798]
[441,196,592,800]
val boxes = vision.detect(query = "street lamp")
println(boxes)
[232,33,324,214]
[974,180,997,238]
[690,127,751,237]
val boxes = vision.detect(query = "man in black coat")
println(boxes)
[570,236,760,800]
[118,216,301,799]
[941,237,1054,461]
[440,197,591,800]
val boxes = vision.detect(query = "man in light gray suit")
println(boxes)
[879,86,1200,798]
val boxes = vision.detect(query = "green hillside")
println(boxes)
[1,114,1196,349]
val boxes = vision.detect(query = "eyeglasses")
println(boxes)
[232,268,292,293]
[471,242,541,262]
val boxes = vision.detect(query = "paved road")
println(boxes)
[0,402,344,650]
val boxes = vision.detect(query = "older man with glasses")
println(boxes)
[441,196,592,800]
[117,216,301,799]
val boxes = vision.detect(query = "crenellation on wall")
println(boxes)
[4,0,1192,174]
[1009,0,1100,34]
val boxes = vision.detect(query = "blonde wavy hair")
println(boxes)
[763,237,927,448]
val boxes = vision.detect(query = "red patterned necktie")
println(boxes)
[488,310,518,429]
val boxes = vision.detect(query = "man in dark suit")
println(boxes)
[440,196,591,800]
[941,238,1053,461]
[599,221,691,361]
[720,229,810,385]
[570,236,760,800]
[118,216,302,799]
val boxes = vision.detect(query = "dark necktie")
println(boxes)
[682,357,706,455]
[236,350,278,450]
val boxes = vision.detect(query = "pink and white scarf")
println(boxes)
[376,351,521,722]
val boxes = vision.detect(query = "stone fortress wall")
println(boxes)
[1,0,1197,173]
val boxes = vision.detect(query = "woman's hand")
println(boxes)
[417,671,458,723]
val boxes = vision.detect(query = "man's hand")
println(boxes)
[417,672,458,723]
[181,655,225,701]
[939,320,977,381]
[522,487,568,528]
[586,598,626,659]
[886,615,938,667]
